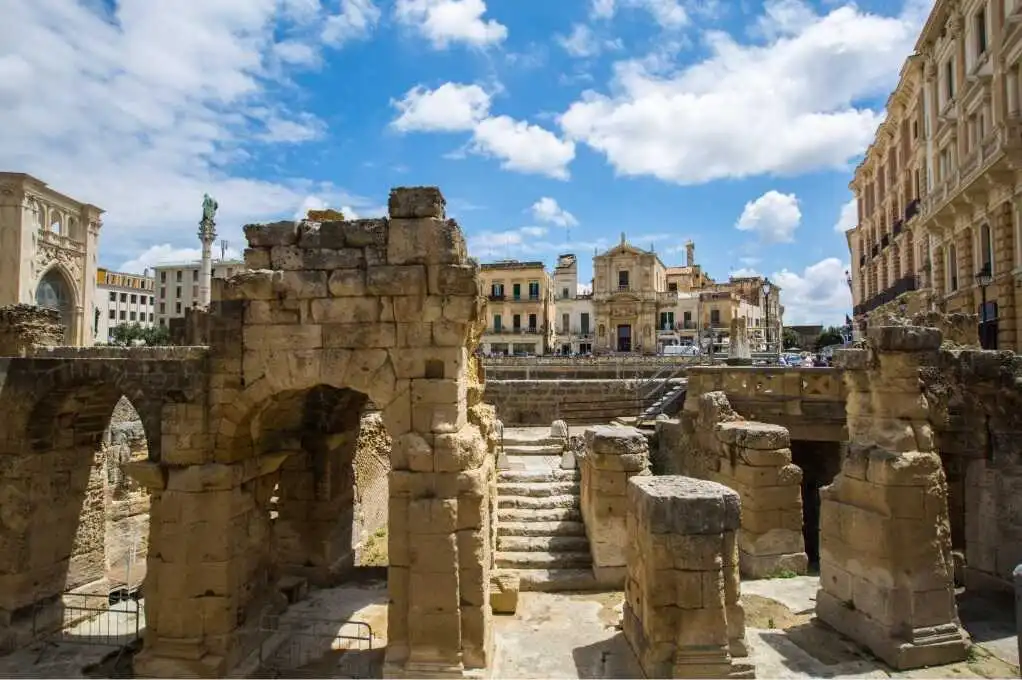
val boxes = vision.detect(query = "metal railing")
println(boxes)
[852,275,919,316]
[256,613,376,678]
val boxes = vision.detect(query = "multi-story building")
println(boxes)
[153,259,244,327]
[93,268,155,343]
[551,254,595,355]
[0,172,103,345]
[478,260,555,355]
[848,0,1022,352]
[591,234,672,353]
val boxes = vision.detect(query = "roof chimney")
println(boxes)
[685,240,695,267]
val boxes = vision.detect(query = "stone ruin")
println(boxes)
[0,304,63,356]
[726,316,752,365]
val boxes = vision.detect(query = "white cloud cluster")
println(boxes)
[394,0,507,48]
[735,190,801,243]
[530,197,578,228]
[119,244,243,275]
[390,82,575,179]
[557,24,622,58]
[0,0,380,267]
[833,198,858,232]
[323,0,382,46]
[772,257,853,326]
[590,0,690,28]
[559,0,923,184]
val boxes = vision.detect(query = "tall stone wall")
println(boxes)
[0,304,63,356]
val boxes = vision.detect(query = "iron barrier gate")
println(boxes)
[257,612,376,678]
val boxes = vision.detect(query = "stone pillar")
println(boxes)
[711,421,807,578]
[581,425,651,586]
[126,455,288,678]
[623,476,754,679]
[817,326,969,670]
[198,215,216,310]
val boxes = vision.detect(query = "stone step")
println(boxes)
[497,535,591,553]
[498,494,579,510]
[497,520,586,537]
[498,469,580,483]
[497,481,580,497]
[501,435,563,447]
[499,507,582,523]
[502,443,564,455]
[495,550,592,569]
[501,568,604,592]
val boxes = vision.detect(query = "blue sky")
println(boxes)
[1,0,931,324]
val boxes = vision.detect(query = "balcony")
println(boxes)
[488,294,505,301]
[508,295,542,302]
[852,275,919,316]
[487,327,543,335]
[617,285,631,292]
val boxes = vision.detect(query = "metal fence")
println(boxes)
[256,613,377,678]
[37,592,144,647]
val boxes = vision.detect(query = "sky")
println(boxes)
[0,0,933,325]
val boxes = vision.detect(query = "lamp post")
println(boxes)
[976,263,993,349]
[761,279,772,355]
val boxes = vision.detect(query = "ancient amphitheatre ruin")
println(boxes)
[0,186,1021,679]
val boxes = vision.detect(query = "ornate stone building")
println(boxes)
[848,0,1022,352]
[592,234,670,353]
[0,172,103,345]
[478,259,555,355]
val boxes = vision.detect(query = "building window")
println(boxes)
[130,294,137,304]
[659,311,675,331]
[683,311,692,326]
[119,310,126,320]
[528,313,537,331]
[580,313,590,335]
[175,286,181,298]
[493,314,502,332]
[513,314,521,330]
[159,318,165,327]
[192,270,198,282]
[490,283,504,298]
[108,291,116,301]
[980,223,993,274]
[512,283,521,300]
[159,302,166,314]
[108,309,115,319]
[120,292,127,302]
[668,282,678,292]
[562,313,570,333]
[129,312,136,321]
[976,7,988,56]
[528,281,540,300]
[175,302,182,314]
[149,296,154,305]
[618,270,629,290]
[945,59,955,102]
[160,271,166,283]
[710,309,721,325]
[149,313,154,322]
[176,271,182,282]
[948,244,959,291]
[562,287,569,299]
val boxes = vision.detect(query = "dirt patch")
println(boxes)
[742,593,811,630]
[575,591,625,628]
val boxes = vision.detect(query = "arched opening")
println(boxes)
[240,384,392,677]
[1,385,156,665]
[35,267,75,344]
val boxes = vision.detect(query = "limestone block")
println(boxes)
[434,425,485,472]
[243,247,270,269]
[490,572,520,614]
[310,297,380,324]
[387,218,466,266]
[868,325,942,352]
[627,477,741,535]
[244,220,297,247]
[327,269,367,296]
[276,270,329,298]
[318,218,388,248]
[366,265,428,296]
[715,421,790,450]
[389,187,446,219]
[243,324,322,351]
[322,322,396,349]
[302,247,364,270]
[585,425,648,456]
[429,264,478,297]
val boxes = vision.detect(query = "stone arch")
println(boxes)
[49,209,63,235]
[35,265,78,344]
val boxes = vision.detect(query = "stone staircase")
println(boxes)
[495,430,599,591]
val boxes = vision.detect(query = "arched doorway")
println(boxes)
[35,267,75,344]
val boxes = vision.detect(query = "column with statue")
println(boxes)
[198,193,218,309]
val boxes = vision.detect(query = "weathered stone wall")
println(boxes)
[580,426,650,585]
[0,304,63,356]
[485,379,640,425]
[483,356,705,380]
[103,398,152,589]
[623,476,752,679]
[353,410,391,558]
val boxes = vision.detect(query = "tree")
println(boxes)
[815,326,845,351]
[782,327,800,349]
[108,323,172,347]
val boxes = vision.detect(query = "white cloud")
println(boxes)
[735,190,801,243]
[468,226,549,258]
[119,244,243,275]
[471,116,576,180]
[391,83,492,132]
[390,82,575,178]
[590,0,689,28]
[834,198,858,232]
[0,0,378,269]
[530,197,578,228]
[560,0,922,184]
[578,282,593,295]
[730,267,759,278]
[322,0,381,46]
[394,0,507,49]
[292,195,384,221]
[557,24,621,58]
[772,257,852,325]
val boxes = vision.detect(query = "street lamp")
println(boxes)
[975,263,993,349]
[761,279,772,355]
